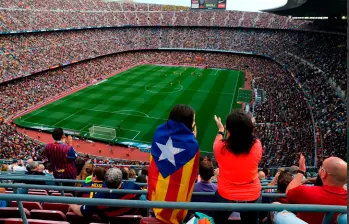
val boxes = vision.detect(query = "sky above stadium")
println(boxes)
[134,0,287,11]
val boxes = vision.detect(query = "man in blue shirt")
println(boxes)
[69,168,141,222]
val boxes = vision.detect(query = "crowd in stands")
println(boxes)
[0,107,347,224]
[0,1,316,34]
[0,50,346,167]
[0,28,345,94]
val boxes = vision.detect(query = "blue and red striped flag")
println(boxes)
[148,119,200,224]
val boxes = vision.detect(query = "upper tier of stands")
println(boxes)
[1,50,346,167]
[0,27,346,92]
[0,1,318,33]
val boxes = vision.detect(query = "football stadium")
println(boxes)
[0,0,347,223]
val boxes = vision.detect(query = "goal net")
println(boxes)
[89,125,116,141]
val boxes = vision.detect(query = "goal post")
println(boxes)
[89,125,116,141]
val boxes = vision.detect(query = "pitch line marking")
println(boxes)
[144,83,183,94]
[52,108,85,127]
[84,108,166,121]
[114,110,150,117]
[229,71,240,113]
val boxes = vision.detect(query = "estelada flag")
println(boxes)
[148,119,200,224]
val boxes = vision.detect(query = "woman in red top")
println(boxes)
[213,110,262,224]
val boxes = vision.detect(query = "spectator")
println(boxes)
[129,168,136,180]
[136,174,147,201]
[213,110,262,224]
[37,164,45,173]
[148,104,200,224]
[43,163,55,185]
[69,168,141,222]
[75,164,95,187]
[79,167,106,198]
[286,155,347,224]
[44,128,78,181]
[192,158,217,202]
[8,159,26,172]
[191,158,217,217]
[121,167,129,180]
[258,171,266,181]
[141,167,148,176]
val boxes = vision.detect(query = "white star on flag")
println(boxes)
[156,137,186,167]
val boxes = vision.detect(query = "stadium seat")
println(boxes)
[274,210,307,224]
[66,212,102,224]
[10,201,43,211]
[47,191,59,195]
[42,203,69,214]
[139,217,168,224]
[51,193,73,197]
[0,207,31,219]
[5,191,13,194]
[30,210,67,221]
[337,213,347,224]
[0,218,69,224]
[110,215,143,224]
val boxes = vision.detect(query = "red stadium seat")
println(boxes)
[42,203,69,214]
[10,201,43,211]
[48,191,59,195]
[66,212,102,224]
[51,193,73,197]
[0,218,69,224]
[30,210,67,221]
[139,217,168,224]
[110,215,143,224]
[0,207,31,219]
[5,191,13,194]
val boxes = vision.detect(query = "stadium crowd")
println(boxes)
[0,27,345,94]
[1,50,346,167]
[0,1,315,34]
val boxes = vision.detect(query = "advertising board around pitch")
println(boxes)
[191,0,226,9]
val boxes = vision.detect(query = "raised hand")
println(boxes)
[214,115,224,132]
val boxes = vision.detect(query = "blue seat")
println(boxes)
[337,214,347,224]
[274,210,307,224]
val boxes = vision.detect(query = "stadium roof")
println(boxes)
[264,0,346,17]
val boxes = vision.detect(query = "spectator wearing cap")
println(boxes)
[286,155,347,224]
[44,128,78,181]
[69,168,142,222]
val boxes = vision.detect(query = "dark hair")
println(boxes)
[121,168,129,180]
[141,167,148,176]
[168,104,195,130]
[224,110,256,155]
[45,163,53,173]
[52,128,64,141]
[136,174,147,183]
[93,167,106,181]
[277,171,293,193]
[199,159,214,181]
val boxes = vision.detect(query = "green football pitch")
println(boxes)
[15,64,245,154]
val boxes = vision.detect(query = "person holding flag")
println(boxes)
[148,104,200,224]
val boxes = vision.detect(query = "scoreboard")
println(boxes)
[191,0,226,9]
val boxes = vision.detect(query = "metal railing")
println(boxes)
[0,183,281,196]
[0,193,346,224]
